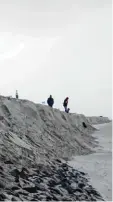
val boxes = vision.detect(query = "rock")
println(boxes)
[14,189,29,196]
[10,168,20,183]
[0,193,6,200]
[13,192,19,198]
[10,169,20,177]
[80,193,90,200]
[46,195,53,200]
[66,185,76,194]
[50,187,63,196]
[51,194,59,201]
[0,166,3,171]
[33,177,43,184]
[20,168,29,179]
[0,116,4,121]
[71,182,77,189]
[61,196,73,201]
[11,186,20,191]
[15,175,19,183]
[12,196,21,201]
[80,171,86,176]
[23,186,37,193]
[74,188,83,193]
[78,182,85,189]
[42,170,52,177]
[35,183,47,191]
[0,160,104,201]
[62,163,68,170]
[55,159,62,164]
[31,198,38,201]
[5,160,13,164]
[48,179,59,187]
[0,182,5,188]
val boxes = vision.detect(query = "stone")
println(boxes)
[46,195,53,200]
[20,168,29,179]
[23,186,37,193]
[0,193,6,200]
[50,187,63,196]
[48,179,58,187]
[0,166,3,171]
[0,160,104,201]
[14,189,29,196]
[51,194,59,201]
[12,196,20,201]
[10,169,20,177]
[0,182,5,188]
[11,186,20,191]
[4,160,13,164]
[78,182,85,189]
[55,159,62,164]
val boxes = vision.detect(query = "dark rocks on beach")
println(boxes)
[20,167,29,179]
[0,193,6,201]
[4,160,13,164]
[0,160,104,201]
[23,186,37,193]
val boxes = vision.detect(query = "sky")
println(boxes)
[0,0,112,118]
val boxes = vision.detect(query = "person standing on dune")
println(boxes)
[16,90,19,99]
[47,95,54,107]
[63,97,69,112]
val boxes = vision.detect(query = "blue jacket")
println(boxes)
[47,97,54,107]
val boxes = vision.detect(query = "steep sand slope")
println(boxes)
[0,96,97,167]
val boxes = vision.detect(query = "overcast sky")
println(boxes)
[0,0,112,117]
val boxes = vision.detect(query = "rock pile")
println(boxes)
[0,159,104,201]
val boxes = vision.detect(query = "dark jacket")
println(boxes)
[63,98,68,107]
[47,96,54,107]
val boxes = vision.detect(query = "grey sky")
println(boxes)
[0,0,112,117]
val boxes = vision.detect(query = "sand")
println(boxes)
[68,122,112,201]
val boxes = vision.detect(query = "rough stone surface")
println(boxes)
[0,160,104,201]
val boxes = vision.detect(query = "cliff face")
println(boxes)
[0,96,97,167]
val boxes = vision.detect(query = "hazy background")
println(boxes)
[0,0,112,117]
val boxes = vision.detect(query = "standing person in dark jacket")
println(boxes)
[16,90,19,99]
[47,95,54,107]
[63,97,69,112]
